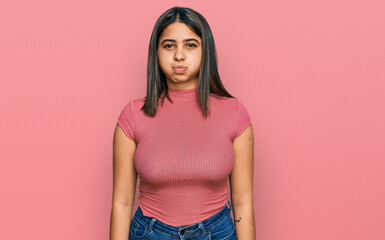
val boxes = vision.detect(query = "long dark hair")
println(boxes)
[141,6,235,117]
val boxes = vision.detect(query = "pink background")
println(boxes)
[1,1,384,239]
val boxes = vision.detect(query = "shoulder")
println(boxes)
[131,97,146,110]
[120,97,146,112]
[209,93,244,110]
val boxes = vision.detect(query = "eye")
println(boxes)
[187,43,197,48]
[164,44,173,49]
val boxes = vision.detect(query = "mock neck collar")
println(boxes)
[167,87,198,102]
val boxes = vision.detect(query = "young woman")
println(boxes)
[110,6,255,240]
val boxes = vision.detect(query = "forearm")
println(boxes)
[232,203,256,240]
[110,203,134,240]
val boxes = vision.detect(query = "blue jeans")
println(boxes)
[129,199,237,240]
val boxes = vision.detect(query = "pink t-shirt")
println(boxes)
[117,87,251,226]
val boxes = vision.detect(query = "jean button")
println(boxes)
[180,229,185,234]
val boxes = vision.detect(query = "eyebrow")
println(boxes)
[160,38,200,45]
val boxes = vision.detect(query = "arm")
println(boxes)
[229,124,256,240]
[109,123,138,240]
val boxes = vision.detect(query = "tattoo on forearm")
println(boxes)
[234,217,242,223]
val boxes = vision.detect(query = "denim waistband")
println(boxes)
[135,199,233,238]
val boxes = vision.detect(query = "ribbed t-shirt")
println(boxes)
[117,87,251,226]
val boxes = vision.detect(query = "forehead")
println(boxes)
[159,22,200,41]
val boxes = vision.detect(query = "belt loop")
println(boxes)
[198,222,207,237]
[227,199,232,211]
[148,218,156,233]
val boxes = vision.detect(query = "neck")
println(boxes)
[167,87,198,102]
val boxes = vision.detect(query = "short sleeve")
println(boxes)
[117,101,135,141]
[234,100,252,140]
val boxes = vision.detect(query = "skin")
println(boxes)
[110,21,256,240]
[110,125,137,240]
[230,125,256,239]
[157,21,202,89]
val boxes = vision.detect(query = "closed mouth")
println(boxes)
[173,66,187,72]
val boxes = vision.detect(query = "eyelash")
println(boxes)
[164,43,197,49]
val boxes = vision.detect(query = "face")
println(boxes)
[157,22,202,89]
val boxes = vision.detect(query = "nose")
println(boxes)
[174,46,185,61]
